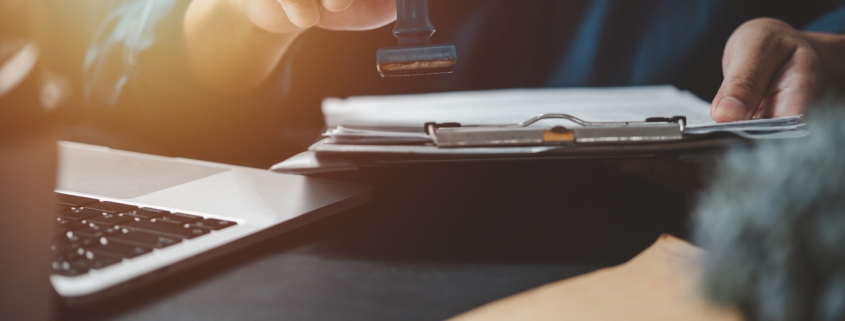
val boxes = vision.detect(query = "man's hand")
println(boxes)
[712,18,845,122]
[236,0,396,33]
[183,0,395,95]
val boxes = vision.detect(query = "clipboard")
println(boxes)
[272,114,806,175]
[270,87,808,175]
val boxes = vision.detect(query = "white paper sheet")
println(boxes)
[324,86,710,128]
[273,87,805,174]
[322,86,801,133]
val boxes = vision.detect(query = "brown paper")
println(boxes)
[450,234,743,321]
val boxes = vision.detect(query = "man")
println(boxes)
[83,0,845,167]
[180,0,844,121]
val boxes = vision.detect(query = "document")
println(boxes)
[448,235,744,321]
[271,86,805,174]
[323,86,802,137]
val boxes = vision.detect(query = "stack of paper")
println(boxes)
[271,86,805,174]
[322,86,803,144]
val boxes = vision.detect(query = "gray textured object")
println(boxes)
[694,104,845,321]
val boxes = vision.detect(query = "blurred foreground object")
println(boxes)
[695,103,845,321]
[1,0,66,320]
[0,131,57,321]
[450,235,742,321]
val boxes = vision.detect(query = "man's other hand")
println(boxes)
[712,18,845,122]
[235,0,396,33]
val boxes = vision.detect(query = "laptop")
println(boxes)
[51,141,371,304]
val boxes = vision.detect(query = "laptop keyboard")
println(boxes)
[52,193,237,277]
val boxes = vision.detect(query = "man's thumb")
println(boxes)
[712,19,798,122]
[712,76,766,122]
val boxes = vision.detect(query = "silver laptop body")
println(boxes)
[52,141,370,303]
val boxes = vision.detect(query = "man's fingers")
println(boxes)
[278,0,321,28]
[317,0,396,31]
[712,20,797,122]
[320,0,354,12]
[756,48,821,118]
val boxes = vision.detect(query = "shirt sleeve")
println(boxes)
[83,0,294,121]
[804,5,845,33]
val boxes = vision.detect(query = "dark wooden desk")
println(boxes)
[57,160,691,321]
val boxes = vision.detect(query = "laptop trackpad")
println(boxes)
[56,143,229,199]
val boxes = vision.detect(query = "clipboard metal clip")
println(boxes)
[426,114,686,148]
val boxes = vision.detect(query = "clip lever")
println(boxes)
[427,114,686,148]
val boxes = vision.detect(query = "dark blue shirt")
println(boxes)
[83,0,845,165]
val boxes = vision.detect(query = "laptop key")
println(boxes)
[56,194,98,207]
[188,218,236,231]
[55,232,97,247]
[69,224,118,239]
[52,241,84,261]
[53,251,83,263]
[120,220,209,239]
[76,248,123,270]
[53,232,97,265]
[52,240,76,253]
[85,241,150,260]
[158,213,200,225]
[53,221,88,242]
[83,202,138,214]
[120,207,167,219]
[106,230,182,249]
[57,208,102,221]
[52,258,90,276]
[89,256,121,270]
[84,212,133,226]
[56,217,84,233]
